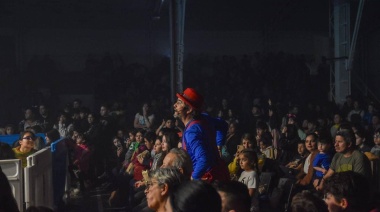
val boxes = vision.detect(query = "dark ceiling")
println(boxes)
[0,0,378,33]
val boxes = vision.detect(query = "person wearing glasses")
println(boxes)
[12,131,37,167]
[144,168,186,212]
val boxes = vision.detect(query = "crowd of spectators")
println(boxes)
[1,51,380,211]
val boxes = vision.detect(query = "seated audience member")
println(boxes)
[315,129,371,191]
[214,180,251,212]
[144,168,186,212]
[228,133,255,178]
[324,171,374,212]
[5,124,16,135]
[237,149,259,211]
[0,166,19,212]
[354,127,371,153]
[0,142,16,159]
[291,190,328,212]
[70,133,91,193]
[161,148,193,180]
[296,133,319,188]
[312,137,332,181]
[45,128,61,146]
[371,128,380,157]
[166,180,221,212]
[285,140,308,171]
[13,131,37,167]
[18,107,42,132]
[278,123,301,165]
[259,134,275,160]
[155,116,180,136]
[134,103,155,131]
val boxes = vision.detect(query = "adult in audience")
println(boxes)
[12,131,37,167]
[296,133,319,188]
[45,128,60,146]
[315,129,371,191]
[144,168,186,212]
[134,102,155,131]
[161,148,193,180]
[18,107,42,132]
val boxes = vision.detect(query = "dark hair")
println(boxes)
[291,190,328,212]
[239,148,258,170]
[144,131,156,143]
[0,142,15,160]
[45,129,60,143]
[163,131,180,153]
[241,133,257,147]
[259,133,272,147]
[213,181,250,212]
[256,121,269,131]
[128,128,137,136]
[169,180,221,212]
[324,171,369,211]
[335,129,356,148]
[306,132,319,143]
[19,131,36,141]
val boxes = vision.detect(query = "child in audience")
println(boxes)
[286,140,308,170]
[122,129,137,169]
[238,148,259,211]
[312,137,332,180]
[72,133,91,193]
[228,133,255,178]
[259,135,275,160]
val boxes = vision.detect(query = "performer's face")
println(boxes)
[173,98,187,119]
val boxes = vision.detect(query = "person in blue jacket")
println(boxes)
[174,87,229,182]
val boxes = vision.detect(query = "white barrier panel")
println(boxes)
[24,148,54,209]
[0,159,23,211]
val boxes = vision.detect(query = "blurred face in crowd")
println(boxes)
[25,109,34,120]
[334,135,351,153]
[242,139,252,149]
[154,139,162,154]
[39,105,47,116]
[145,138,154,150]
[305,135,317,152]
[374,132,380,146]
[162,135,169,152]
[297,143,306,155]
[355,133,364,146]
[5,126,14,135]
[324,193,344,212]
[87,114,95,124]
[333,114,341,124]
[19,132,35,152]
[113,138,122,148]
[135,132,143,143]
[100,106,108,117]
[165,119,174,128]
